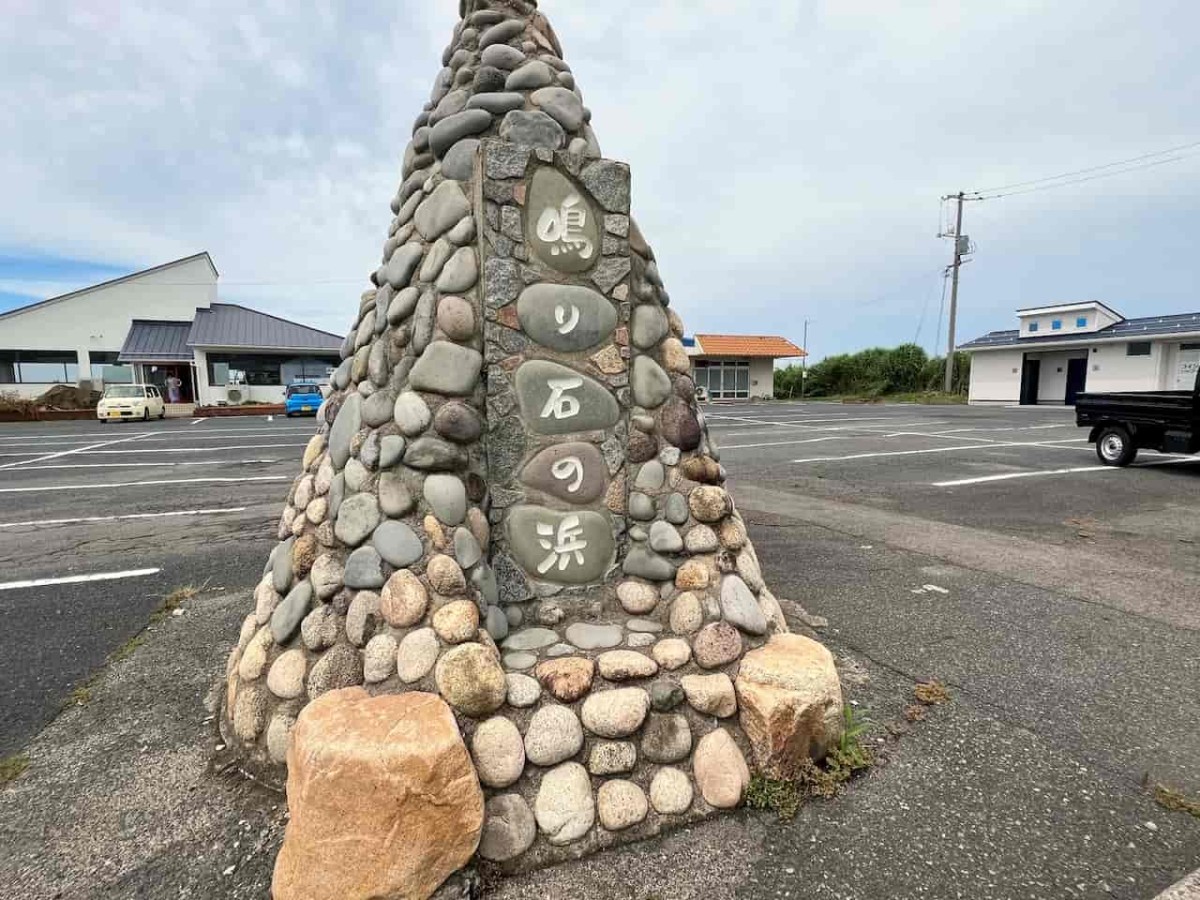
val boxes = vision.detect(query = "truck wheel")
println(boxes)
[1096,426,1137,467]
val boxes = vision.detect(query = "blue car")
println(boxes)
[284,382,324,417]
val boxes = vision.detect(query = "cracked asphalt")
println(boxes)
[1,401,1198,899]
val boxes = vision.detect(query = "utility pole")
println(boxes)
[943,192,966,393]
[800,318,809,400]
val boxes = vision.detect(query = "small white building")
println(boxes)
[0,252,342,407]
[961,302,1200,405]
[684,334,805,400]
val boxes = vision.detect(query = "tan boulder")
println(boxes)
[272,688,483,900]
[734,633,843,778]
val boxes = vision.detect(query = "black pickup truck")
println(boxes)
[1076,369,1200,466]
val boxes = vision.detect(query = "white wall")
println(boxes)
[0,255,216,396]
[1027,349,1088,403]
[1086,342,1164,392]
[1018,304,1120,338]
[968,349,1022,404]
[749,358,774,399]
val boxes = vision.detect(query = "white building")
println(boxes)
[0,252,341,407]
[684,334,805,400]
[961,302,1200,405]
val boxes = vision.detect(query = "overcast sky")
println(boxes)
[1,1,1197,362]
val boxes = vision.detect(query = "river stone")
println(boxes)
[661,399,703,451]
[628,492,654,521]
[411,290,437,356]
[379,435,406,470]
[682,673,737,718]
[432,87,468,123]
[631,355,672,409]
[429,109,493,158]
[436,295,476,341]
[630,304,668,350]
[432,401,482,443]
[694,728,750,809]
[581,688,651,738]
[435,642,507,717]
[641,712,692,763]
[394,627,438,684]
[720,574,769,635]
[471,716,525,788]
[616,581,657,615]
[526,166,600,274]
[530,86,584,131]
[557,622,619,651]
[516,283,616,352]
[423,473,468,525]
[442,138,479,181]
[505,672,541,707]
[514,360,619,435]
[272,537,295,593]
[586,741,635,776]
[597,780,648,832]
[648,521,683,554]
[519,441,607,504]
[362,389,395,429]
[597,650,658,681]
[453,527,482,569]
[266,649,307,700]
[410,341,482,395]
[504,652,537,670]
[650,767,693,815]
[634,460,665,492]
[414,180,469,241]
[505,60,554,90]
[500,109,565,151]
[623,546,676,581]
[689,486,730,523]
[383,243,424,291]
[693,622,743,669]
[502,628,560,651]
[271,582,312,644]
[506,506,613,584]
[344,458,370,493]
[481,43,525,69]
[480,794,537,863]
[310,554,343,600]
[334,493,380,547]
[472,563,499,606]
[403,436,465,471]
[467,91,526,114]
[328,393,362,469]
[664,492,689,526]
[486,606,510,642]
[683,526,717,556]
[535,762,594,846]
[523,703,584,766]
[371,520,423,568]
[436,246,479,293]
[380,569,428,628]
[344,546,386,589]
[479,17,524,48]
[388,286,420,324]
[652,638,692,670]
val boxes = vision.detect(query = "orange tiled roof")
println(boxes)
[694,334,806,358]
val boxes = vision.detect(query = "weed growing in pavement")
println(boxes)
[746,704,875,819]
[913,679,951,705]
[66,683,94,707]
[0,753,29,787]
[1150,781,1200,819]
[109,585,199,666]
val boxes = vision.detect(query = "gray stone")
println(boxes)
[480,794,537,863]
[545,643,574,657]
[331,357,352,390]
[471,562,499,606]
[272,536,295,593]
[344,545,386,589]
[648,521,682,554]
[581,159,632,213]
[441,138,479,181]
[481,43,525,70]
[531,87,584,131]
[501,627,560,651]
[409,342,483,395]
[414,180,470,240]
[472,65,507,94]
[506,506,614,584]
[466,92,526,115]
[641,713,692,764]
[328,393,362,469]
[506,672,541,707]
[387,285,420,324]
[383,243,424,291]
[516,284,616,352]
[664,492,689,525]
[436,295,475,341]
[486,606,510,641]
[454,527,483,569]
[344,458,370,493]
[661,399,702,451]
[372,520,424,568]
[270,581,312,644]
[393,391,431,436]
[379,435,406,469]
[630,304,668,350]
[485,143,532,180]
[632,355,672,408]
[378,471,414,517]
[503,652,537,670]
[659,446,681,466]
[479,17,525,49]
[483,257,522,309]
[634,460,665,492]
[535,762,594,846]
[345,590,381,647]
[564,622,623,650]
[719,574,768,635]
[404,435,465,471]
[448,213,476,245]
[650,680,684,711]
[362,389,395,428]
[435,246,479,293]
[628,492,655,521]
[431,88,469,125]
[623,546,677,581]
[424,473,467,525]
[429,109,493,157]
[432,401,482,443]
[514,360,619,435]
[309,554,343,601]
[505,60,554,91]
[524,704,583,766]
[499,110,565,151]
[519,441,607,504]
[328,473,345,520]
[526,166,600,274]
[418,237,454,283]
[334,492,380,547]
[590,256,631,294]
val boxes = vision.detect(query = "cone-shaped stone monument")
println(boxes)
[222,0,845,891]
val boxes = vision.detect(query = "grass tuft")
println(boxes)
[1151,782,1200,819]
[0,753,29,787]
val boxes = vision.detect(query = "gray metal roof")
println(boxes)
[187,303,342,351]
[961,311,1200,351]
[118,320,194,362]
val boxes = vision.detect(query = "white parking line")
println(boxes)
[0,443,305,459]
[0,430,152,472]
[0,425,317,444]
[0,508,248,529]
[0,568,162,591]
[0,430,315,448]
[8,458,285,471]
[0,475,290,494]
[720,436,850,451]
[707,415,896,429]
[791,439,1088,464]
[933,455,1200,486]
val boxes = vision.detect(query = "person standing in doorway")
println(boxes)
[165,374,183,404]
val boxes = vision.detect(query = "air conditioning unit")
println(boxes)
[227,388,243,404]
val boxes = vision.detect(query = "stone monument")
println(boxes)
[220,1,845,896]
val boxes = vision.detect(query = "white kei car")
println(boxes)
[97,384,166,422]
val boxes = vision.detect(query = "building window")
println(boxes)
[0,349,79,384]
[89,351,134,384]
[206,354,284,386]
[1028,322,1039,333]
[280,356,340,384]
[1076,317,1088,328]
[1051,320,1063,331]
[692,359,750,399]
[1126,342,1152,357]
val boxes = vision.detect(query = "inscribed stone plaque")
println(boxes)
[506,505,614,585]
[514,360,620,435]
[526,166,601,274]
